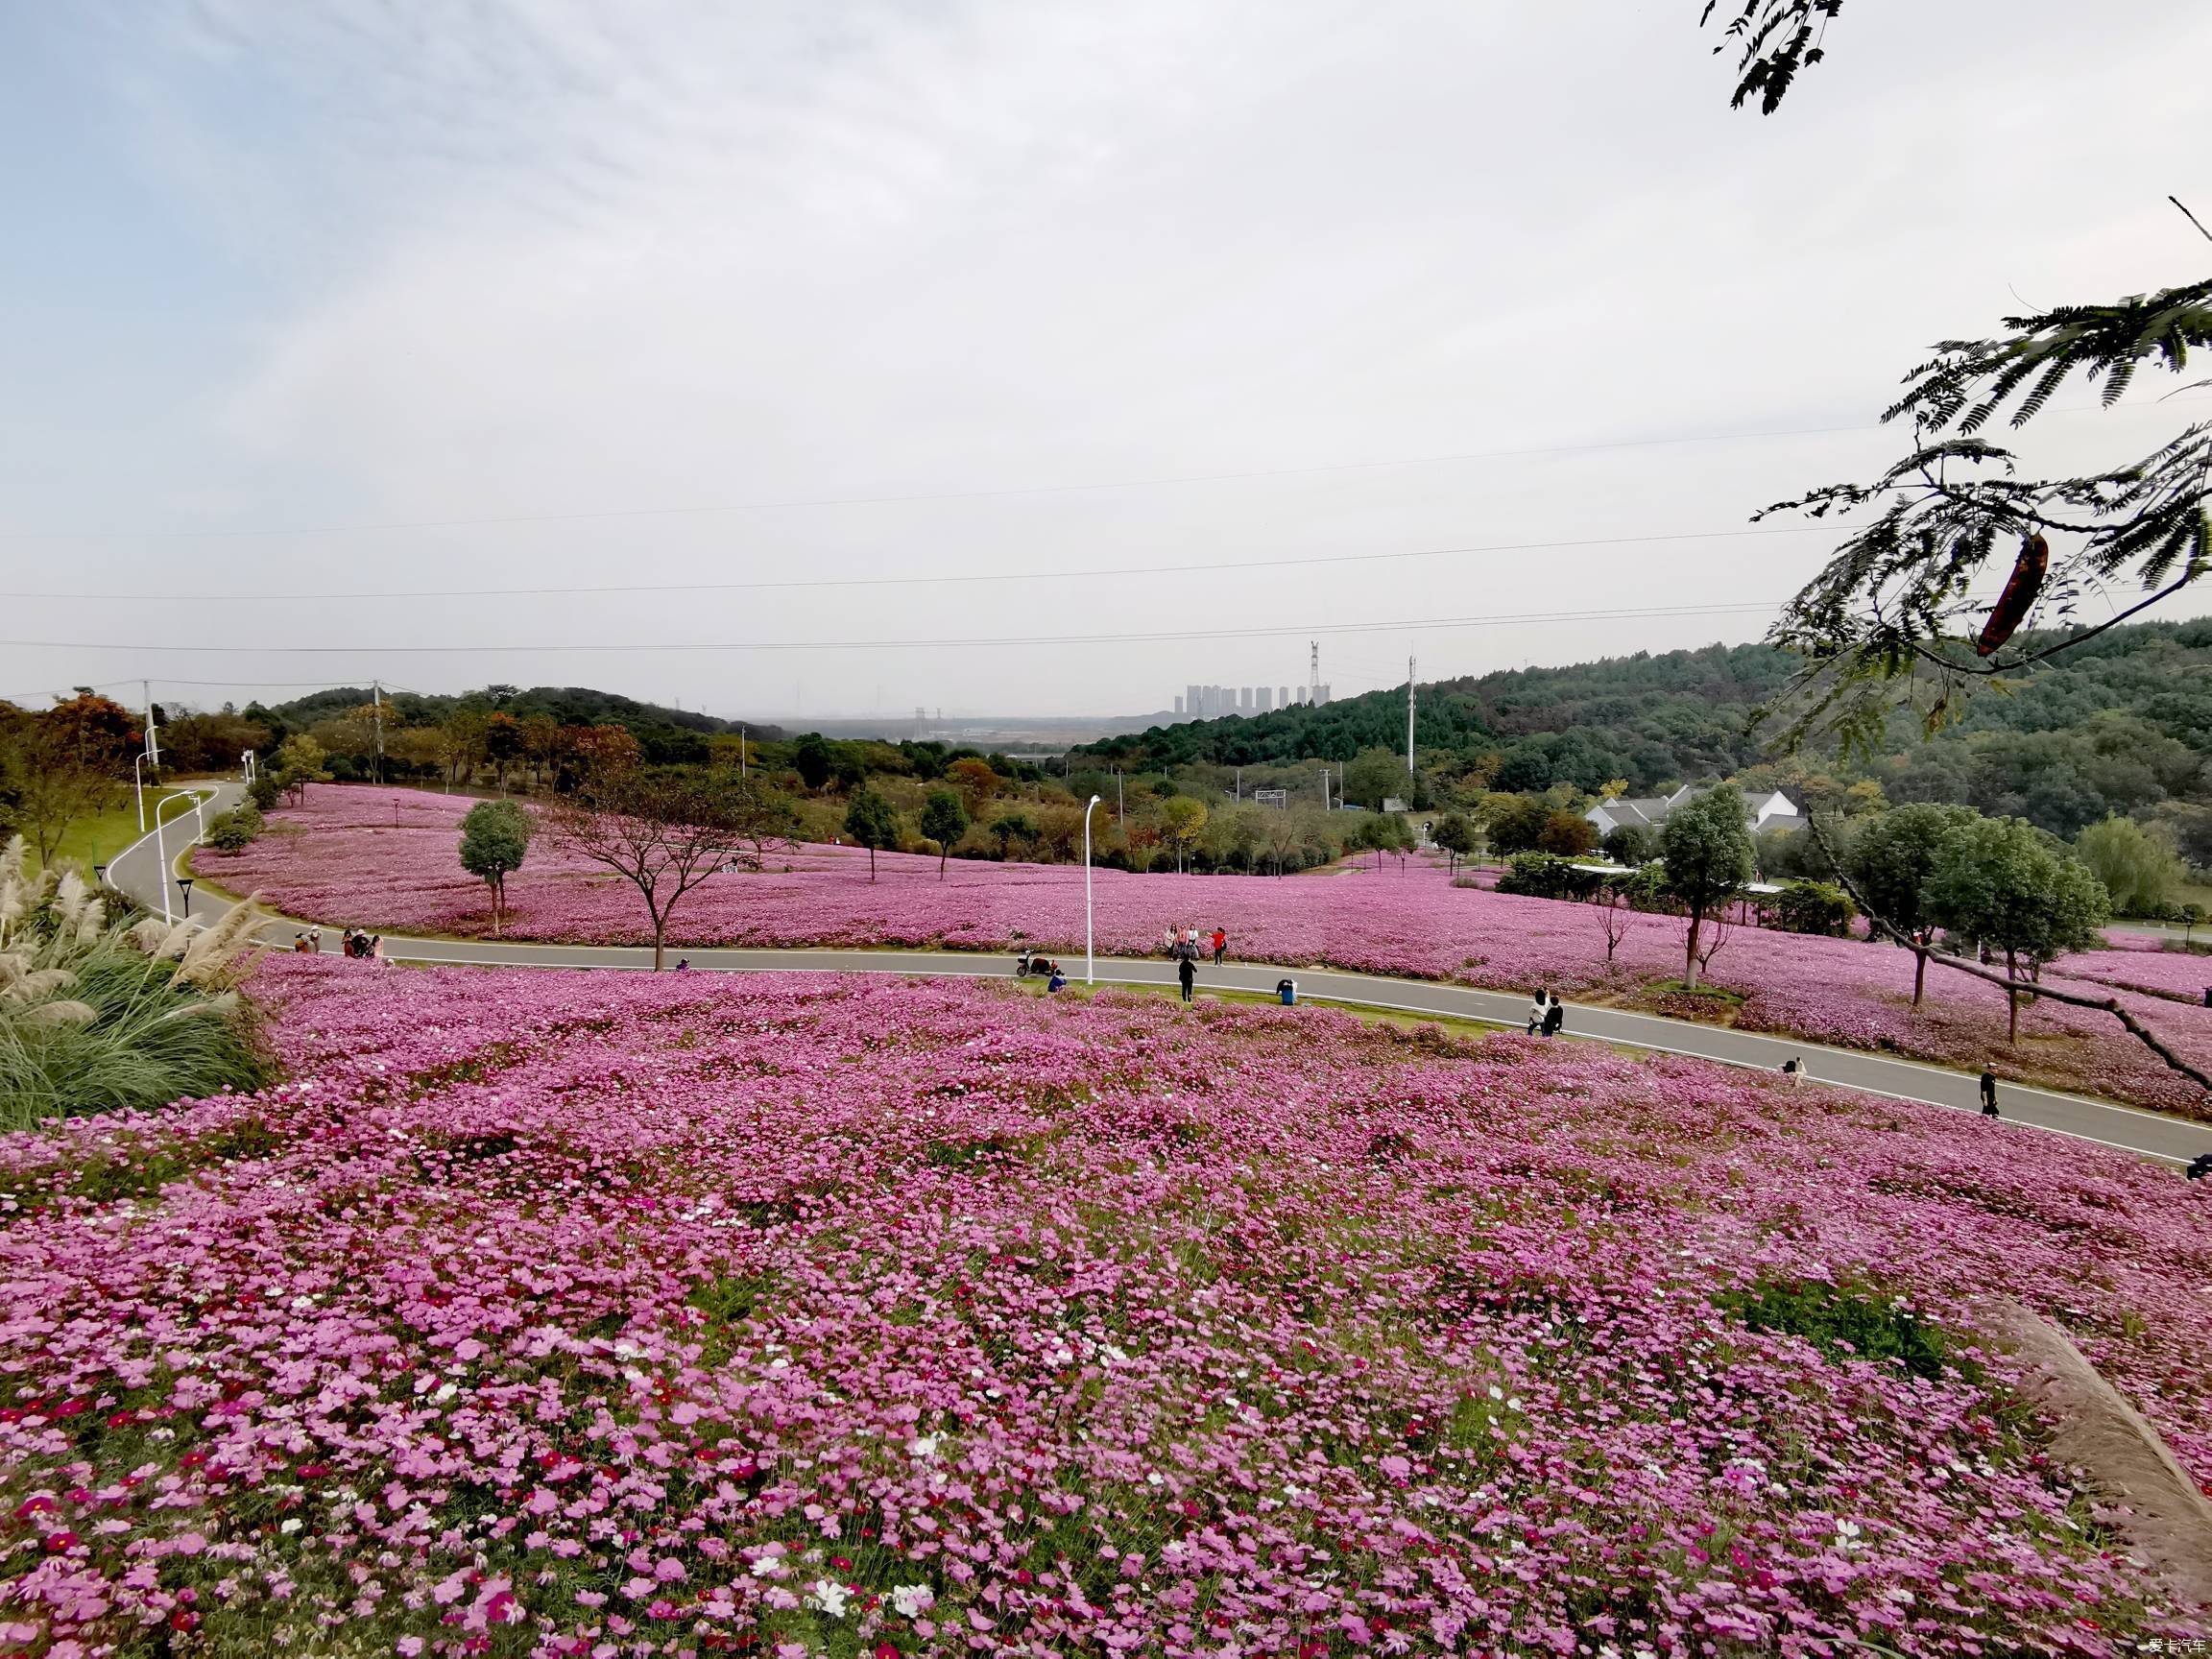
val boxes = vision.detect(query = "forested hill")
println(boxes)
[255,685,780,741]
[1074,617,2212,842]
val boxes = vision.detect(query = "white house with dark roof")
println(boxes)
[1585,784,1802,838]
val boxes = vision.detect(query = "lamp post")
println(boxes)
[152,791,203,925]
[176,877,195,920]
[1083,794,1103,985]
[132,751,153,832]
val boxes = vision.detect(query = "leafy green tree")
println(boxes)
[273,734,330,806]
[919,788,968,879]
[987,810,1040,861]
[1342,748,1411,811]
[842,786,900,882]
[1600,824,1652,866]
[1926,817,2110,1044]
[459,800,534,935]
[246,770,281,813]
[1844,803,1979,1004]
[1659,783,1756,989]
[1158,796,1208,873]
[791,733,834,793]
[1432,811,1477,875]
[2074,816,2184,917]
[1770,880,1856,938]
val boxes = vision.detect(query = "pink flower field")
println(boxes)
[3,960,2208,1654]
[196,787,2212,1117]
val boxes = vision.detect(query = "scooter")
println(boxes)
[1014,948,1042,977]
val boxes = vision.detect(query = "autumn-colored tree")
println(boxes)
[41,692,140,770]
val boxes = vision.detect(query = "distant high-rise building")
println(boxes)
[1297,685,1308,704]
[1173,695,1184,716]
[1239,686,1252,711]
[1279,685,1290,708]
[1256,686,1273,712]
[1186,684,1202,719]
[1316,683,1332,703]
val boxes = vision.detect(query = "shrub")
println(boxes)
[1496,853,1603,902]
[203,806,264,854]
[1770,879,1856,937]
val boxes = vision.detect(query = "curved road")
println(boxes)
[109,780,2212,1167]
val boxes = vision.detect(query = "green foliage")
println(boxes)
[1845,803,1976,936]
[988,810,1042,860]
[1342,747,1411,810]
[792,733,834,792]
[2074,815,2185,917]
[1485,793,1553,856]
[1716,1276,1971,1386]
[203,806,264,854]
[841,785,901,879]
[1600,824,1653,866]
[1431,811,1477,872]
[272,733,331,805]
[1660,784,1756,989]
[1926,816,2110,1039]
[919,787,968,877]
[1496,853,1603,902]
[246,770,281,812]
[0,846,270,1130]
[1770,879,1856,937]
[1157,796,1207,872]
[458,801,534,932]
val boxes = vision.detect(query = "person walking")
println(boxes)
[1526,989,1549,1035]
[1211,927,1226,967]
[1541,997,1565,1038]
[1177,954,1196,1003]
[2187,1151,2212,1181]
[1782,1057,1803,1086]
[307,926,322,953]
[1979,1065,2000,1118]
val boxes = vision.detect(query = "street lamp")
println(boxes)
[152,791,203,925]
[1083,794,1103,985]
[176,877,195,919]
[132,750,154,832]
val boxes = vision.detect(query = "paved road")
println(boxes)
[108,781,2212,1168]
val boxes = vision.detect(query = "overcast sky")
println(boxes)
[4,0,2208,722]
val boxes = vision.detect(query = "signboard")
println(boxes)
[1253,788,1288,809]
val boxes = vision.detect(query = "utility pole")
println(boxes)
[373,680,385,785]
[1406,655,1416,788]
[739,725,747,777]
[143,679,158,770]
[1236,765,1241,803]
[1115,768,1124,825]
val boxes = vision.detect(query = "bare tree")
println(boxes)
[1590,872,1647,968]
[547,767,793,970]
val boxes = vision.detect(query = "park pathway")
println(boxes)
[108,779,2212,1167]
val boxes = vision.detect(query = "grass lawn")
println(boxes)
[29,788,194,877]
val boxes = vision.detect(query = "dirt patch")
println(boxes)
[1974,1296,2212,1608]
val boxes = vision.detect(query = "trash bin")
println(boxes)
[1277,978,1297,1006]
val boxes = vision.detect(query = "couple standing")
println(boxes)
[1526,989,1564,1036]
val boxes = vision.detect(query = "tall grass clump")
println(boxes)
[0,837,272,1128]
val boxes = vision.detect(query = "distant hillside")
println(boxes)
[1076,618,2212,847]
[253,685,783,743]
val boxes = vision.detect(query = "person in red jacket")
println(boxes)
[1211,927,1227,966]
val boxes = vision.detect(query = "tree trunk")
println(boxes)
[1684,907,1704,989]
[653,920,666,972]
[1912,936,1928,1006]
[938,844,947,880]
[869,846,877,882]
[2006,948,2021,1043]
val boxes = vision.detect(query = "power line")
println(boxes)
[0,597,1788,658]
[0,524,1833,604]
[0,422,1887,543]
